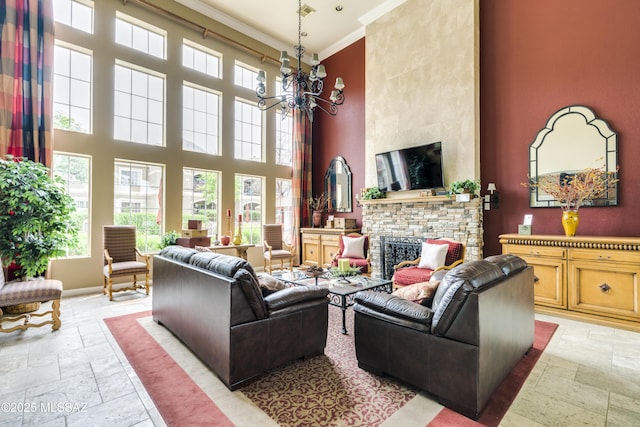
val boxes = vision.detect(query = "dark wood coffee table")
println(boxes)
[273,271,392,334]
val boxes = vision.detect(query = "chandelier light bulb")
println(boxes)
[335,77,345,90]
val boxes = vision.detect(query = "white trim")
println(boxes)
[175,0,290,55]
[319,28,365,61]
[359,0,409,26]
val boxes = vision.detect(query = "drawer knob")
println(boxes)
[600,283,611,293]
[533,275,540,284]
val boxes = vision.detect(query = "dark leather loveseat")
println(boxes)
[152,246,330,390]
[353,254,534,419]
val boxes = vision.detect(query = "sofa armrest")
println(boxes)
[354,291,433,326]
[264,286,329,311]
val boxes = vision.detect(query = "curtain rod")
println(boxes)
[122,0,281,65]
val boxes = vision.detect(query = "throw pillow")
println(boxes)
[257,273,291,296]
[418,242,448,270]
[0,264,4,291]
[393,281,441,305]
[342,235,366,259]
[426,239,463,266]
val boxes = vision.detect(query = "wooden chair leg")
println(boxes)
[144,272,150,295]
[51,299,61,331]
[108,278,113,301]
[103,276,108,295]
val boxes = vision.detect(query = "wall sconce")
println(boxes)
[484,183,500,210]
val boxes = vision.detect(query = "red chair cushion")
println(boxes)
[393,266,434,287]
[426,239,463,266]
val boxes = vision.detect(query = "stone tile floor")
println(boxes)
[1,290,639,426]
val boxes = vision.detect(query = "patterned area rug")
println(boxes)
[105,307,557,426]
[240,308,418,426]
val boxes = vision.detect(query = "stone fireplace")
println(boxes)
[360,196,483,279]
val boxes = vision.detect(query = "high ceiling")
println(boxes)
[176,0,407,59]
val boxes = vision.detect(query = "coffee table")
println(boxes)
[272,271,392,334]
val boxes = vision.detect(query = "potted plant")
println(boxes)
[308,193,328,227]
[0,156,78,281]
[448,179,480,201]
[361,187,386,200]
[160,230,180,249]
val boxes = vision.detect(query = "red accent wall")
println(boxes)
[481,0,640,255]
[314,2,640,251]
[313,38,366,227]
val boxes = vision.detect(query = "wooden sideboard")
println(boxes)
[300,228,360,268]
[500,234,640,331]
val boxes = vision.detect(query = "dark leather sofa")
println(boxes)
[152,246,330,390]
[353,254,534,419]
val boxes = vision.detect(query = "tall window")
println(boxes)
[182,40,221,78]
[53,0,93,34]
[234,62,259,90]
[183,83,220,155]
[115,13,166,59]
[52,152,91,257]
[53,43,92,133]
[114,160,163,251]
[114,62,165,146]
[275,178,293,243]
[275,110,293,166]
[234,99,263,162]
[235,174,263,245]
[183,168,219,235]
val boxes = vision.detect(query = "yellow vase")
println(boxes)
[561,210,580,237]
[233,234,242,245]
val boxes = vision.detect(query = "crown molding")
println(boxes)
[319,28,365,61]
[175,0,290,55]
[359,0,408,26]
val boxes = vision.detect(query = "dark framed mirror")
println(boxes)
[324,156,352,213]
[529,105,618,208]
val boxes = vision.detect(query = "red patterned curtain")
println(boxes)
[292,110,313,257]
[0,0,54,165]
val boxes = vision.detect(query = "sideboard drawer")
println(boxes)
[505,245,566,258]
[569,248,640,264]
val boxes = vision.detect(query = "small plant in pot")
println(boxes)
[0,155,78,282]
[448,179,480,197]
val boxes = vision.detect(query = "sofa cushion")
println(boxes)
[354,291,433,327]
[392,280,440,306]
[418,242,448,270]
[484,254,527,276]
[342,235,366,259]
[159,245,198,263]
[431,261,504,336]
[426,239,464,266]
[234,269,268,320]
[393,266,435,287]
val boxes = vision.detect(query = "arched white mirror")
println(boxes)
[529,105,618,208]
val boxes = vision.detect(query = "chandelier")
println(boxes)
[255,0,345,122]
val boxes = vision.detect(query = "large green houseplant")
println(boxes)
[0,156,78,279]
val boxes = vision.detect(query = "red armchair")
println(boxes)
[392,238,465,288]
[331,233,371,275]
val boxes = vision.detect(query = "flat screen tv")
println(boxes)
[375,142,444,192]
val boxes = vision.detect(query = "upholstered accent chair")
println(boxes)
[392,238,465,288]
[263,224,295,273]
[103,225,150,301]
[331,233,371,275]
